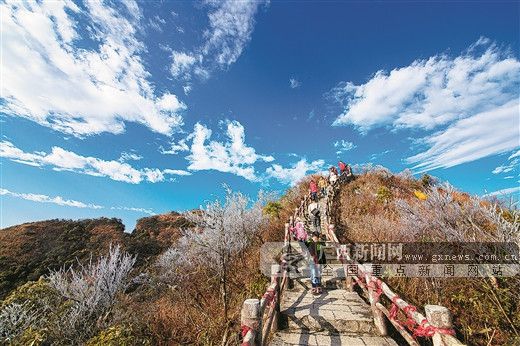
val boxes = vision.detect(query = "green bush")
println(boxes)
[376,186,392,203]
[86,325,150,346]
[263,201,283,219]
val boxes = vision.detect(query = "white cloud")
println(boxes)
[171,51,199,79]
[186,120,273,181]
[203,0,266,67]
[508,150,520,160]
[119,151,143,162]
[289,78,301,89]
[492,149,520,176]
[483,186,520,198]
[332,39,519,132]
[0,188,103,209]
[169,0,267,81]
[163,169,192,176]
[148,15,166,32]
[265,159,325,186]
[369,150,391,162]
[110,206,155,216]
[331,39,520,171]
[1,187,155,214]
[1,0,185,137]
[406,100,519,172]
[161,138,190,155]
[334,140,356,155]
[0,141,188,184]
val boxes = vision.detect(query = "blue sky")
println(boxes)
[1,0,519,230]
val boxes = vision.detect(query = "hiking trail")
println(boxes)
[241,174,464,346]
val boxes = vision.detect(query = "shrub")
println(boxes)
[47,244,136,343]
[86,325,150,346]
[0,302,37,342]
[376,186,392,204]
[263,201,283,219]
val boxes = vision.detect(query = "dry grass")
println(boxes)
[332,170,520,345]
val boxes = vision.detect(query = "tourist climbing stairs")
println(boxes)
[241,174,466,346]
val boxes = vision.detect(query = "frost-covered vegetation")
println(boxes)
[1,171,518,345]
[333,167,520,345]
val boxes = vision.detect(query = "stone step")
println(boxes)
[294,277,342,290]
[280,289,375,334]
[270,330,399,346]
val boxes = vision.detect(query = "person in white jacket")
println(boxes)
[308,201,321,234]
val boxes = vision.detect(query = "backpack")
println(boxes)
[339,161,346,171]
[311,207,320,217]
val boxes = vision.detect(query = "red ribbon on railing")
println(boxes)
[262,288,276,305]
[241,325,252,337]
[240,325,253,346]
[388,295,455,338]
[367,277,383,303]
[413,319,456,338]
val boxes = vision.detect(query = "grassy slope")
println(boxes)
[332,171,519,345]
[2,172,518,345]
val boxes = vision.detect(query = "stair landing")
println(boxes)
[270,282,399,345]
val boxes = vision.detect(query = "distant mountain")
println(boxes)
[0,212,189,299]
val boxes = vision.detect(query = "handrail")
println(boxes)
[323,175,466,346]
[241,263,287,346]
[241,171,465,346]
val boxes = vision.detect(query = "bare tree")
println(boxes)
[47,244,136,343]
[181,188,268,320]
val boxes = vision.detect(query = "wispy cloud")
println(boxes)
[0,188,103,209]
[0,141,190,184]
[110,206,155,216]
[406,100,519,172]
[119,151,143,162]
[186,120,274,181]
[148,15,166,32]
[483,186,520,198]
[492,149,520,177]
[334,140,356,155]
[202,0,267,67]
[289,78,301,89]
[1,0,185,137]
[161,138,190,155]
[169,0,268,82]
[1,187,155,215]
[331,38,520,171]
[265,159,325,186]
[369,150,391,162]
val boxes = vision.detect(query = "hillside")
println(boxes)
[1,169,518,345]
[0,212,187,299]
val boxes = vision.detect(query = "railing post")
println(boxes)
[284,223,290,245]
[241,299,260,345]
[425,305,463,346]
[364,264,388,336]
[271,265,281,334]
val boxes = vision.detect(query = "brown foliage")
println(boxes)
[332,171,520,345]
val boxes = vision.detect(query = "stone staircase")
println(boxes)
[270,191,399,345]
[270,278,399,345]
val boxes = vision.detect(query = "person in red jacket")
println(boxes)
[338,161,347,175]
[309,179,318,201]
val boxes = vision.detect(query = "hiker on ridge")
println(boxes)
[338,160,347,175]
[309,179,319,202]
[318,176,327,198]
[328,166,338,185]
[308,200,321,234]
[306,231,326,295]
